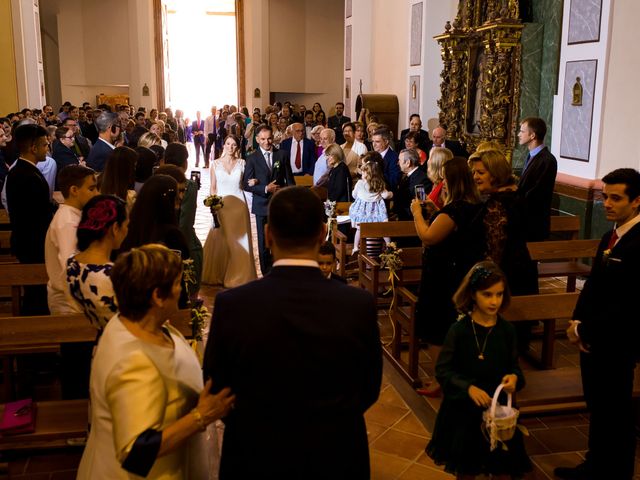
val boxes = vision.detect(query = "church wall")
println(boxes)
[243,0,270,111]
[39,2,62,109]
[268,0,343,116]
[0,0,19,113]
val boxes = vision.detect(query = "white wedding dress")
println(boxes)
[202,159,257,288]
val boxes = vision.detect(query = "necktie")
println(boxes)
[523,153,531,173]
[265,151,271,170]
[295,141,301,169]
[607,230,619,250]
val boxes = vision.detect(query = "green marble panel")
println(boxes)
[553,193,610,240]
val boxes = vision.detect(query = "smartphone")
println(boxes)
[414,184,426,202]
[190,170,201,190]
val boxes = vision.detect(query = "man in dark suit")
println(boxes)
[393,148,431,221]
[371,127,402,190]
[86,112,119,172]
[398,114,430,152]
[192,111,206,167]
[516,117,558,241]
[62,116,91,159]
[557,169,640,480]
[203,186,381,479]
[243,125,295,274]
[327,102,351,145]
[427,126,469,159]
[6,124,55,315]
[279,122,316,176]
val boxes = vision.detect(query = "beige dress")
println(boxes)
[77,316,220,479]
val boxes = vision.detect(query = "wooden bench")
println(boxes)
[527,239,599,292]
[387,286,422,387]
[0,210,8,227]
[0,263,49,316]
[357,221,422,306]
[0,309,194,450]
[549,215,581,240]
[330,201,352,277]
[294,175,314,187]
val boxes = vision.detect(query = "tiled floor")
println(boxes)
[2,152,639,478]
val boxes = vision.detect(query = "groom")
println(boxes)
[243,124,294,274]
[203,187,382,479]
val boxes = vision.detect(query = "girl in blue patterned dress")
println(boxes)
[349,159,393,254]
[67,195,129,329]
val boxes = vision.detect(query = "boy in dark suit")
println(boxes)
[318,241,346,283]
[203,187,381,479]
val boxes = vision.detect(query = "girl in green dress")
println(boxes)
[426,261,531,479]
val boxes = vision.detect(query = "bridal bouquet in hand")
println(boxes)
[204,194,224,228]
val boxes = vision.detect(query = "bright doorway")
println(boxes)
[161,0,240,119]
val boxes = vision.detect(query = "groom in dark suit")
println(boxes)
[203,186,381,479]
[243,125,294,275]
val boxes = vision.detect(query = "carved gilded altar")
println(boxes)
[434,0,524,159]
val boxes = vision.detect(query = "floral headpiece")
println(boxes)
[78,198,118,232]
[470,265,493,287]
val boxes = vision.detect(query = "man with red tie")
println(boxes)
[558,168,640,480]
[279,122,316,176]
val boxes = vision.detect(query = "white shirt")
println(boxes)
[260,148,273,194]
[45,204,83,314]
[289,138,304,174]
[273,259,319,268]
[612,213,640,247]
[205,115,217,135]
[351,140,367,156]
[313,153,328,185]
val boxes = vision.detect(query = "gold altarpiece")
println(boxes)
[434,1,524,159]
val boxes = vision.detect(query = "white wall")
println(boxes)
[11,0,45,108]
[243,0,270,111]
[597,0,640,176]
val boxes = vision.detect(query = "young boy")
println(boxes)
[45,165,98,314]
[318,241,346,283]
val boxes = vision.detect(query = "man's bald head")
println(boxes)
[432,127,446,147]
[291,122,304,141]
[320,128,335,148]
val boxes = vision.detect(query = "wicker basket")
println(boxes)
[482,383,519,451]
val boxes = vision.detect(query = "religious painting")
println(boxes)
[346,0,352,18]
[568,0,602,45]
[465,45,486,136]
[410,2,423,66]
[345,25,352,71]
[409,76,420,116]
[560,60,597,162]
[345,77,351,117]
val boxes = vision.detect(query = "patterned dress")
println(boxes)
[67,257,118,329]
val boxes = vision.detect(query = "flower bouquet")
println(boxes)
[203,194,224,228]
[324,200,336,241]
[378,242,403,346]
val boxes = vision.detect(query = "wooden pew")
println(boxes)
[0,210,8,226]
[330,202,352,277]
[357,221,422,306]
[549,215,581,240]
[527,239,599,292]
[0,309,194,450]
[294,175,314,187]
[387,286,422,387]
[0,263,48,316]
[503,292,579,369]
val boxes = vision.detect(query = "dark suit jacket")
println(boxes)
[279,137,317,175]
[575,223,640,358]
[517,146,557,241]
[327,161,353,202]
[393,168,431,220]
[381,148,402,191]
[6,159,54,263]
[52,140,80,171]
[427,139,469,158]
[398,128,430,152]
[328,114,351,145]
[74,134,91,158]
[86,138,114,172]
[243,149,295,217]
[192,120,206,145]
[203,266,381,479]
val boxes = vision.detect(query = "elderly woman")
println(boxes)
[76,244,235,479]
[324,144,353,202]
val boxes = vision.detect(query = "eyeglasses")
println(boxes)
[64,135,75,140]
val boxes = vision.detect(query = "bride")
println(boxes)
[202,135,257,287]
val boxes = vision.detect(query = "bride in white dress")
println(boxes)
[202,135,257,287]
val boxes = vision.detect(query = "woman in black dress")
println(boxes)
[410,156,485,396]
[426,261,531,479]
[324,144,353,203]
[469,147,538,353]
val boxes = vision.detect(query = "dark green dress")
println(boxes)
[426,315,532,477]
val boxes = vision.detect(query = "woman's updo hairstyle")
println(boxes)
[77,194,127,251]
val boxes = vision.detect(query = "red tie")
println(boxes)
[295,141,301,170]
[607,230,619,250]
